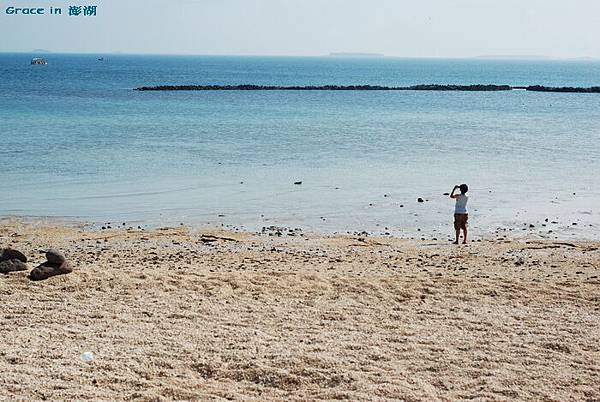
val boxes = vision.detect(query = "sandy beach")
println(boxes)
[1,218,599,401]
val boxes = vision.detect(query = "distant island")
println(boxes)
[329,52,384,57]
[135,84,600,93]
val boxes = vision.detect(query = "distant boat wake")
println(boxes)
[135,84,600,93]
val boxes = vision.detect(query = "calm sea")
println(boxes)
[1,54,599,239]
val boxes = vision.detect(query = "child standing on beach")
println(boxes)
[450,184,469,244]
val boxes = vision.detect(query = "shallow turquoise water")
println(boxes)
[1,54,599,238]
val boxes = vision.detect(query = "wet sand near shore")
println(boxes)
[1,219,599,401]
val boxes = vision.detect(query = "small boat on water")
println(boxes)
[31,57,48,65]
[98,57,104,61]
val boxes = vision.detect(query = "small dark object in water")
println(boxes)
[294,181,302,185]
[417,198,424,203]
[31,57,48,65]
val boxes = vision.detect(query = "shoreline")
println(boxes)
[1,213,597,243]
[1,218,599,400]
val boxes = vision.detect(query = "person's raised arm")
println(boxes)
[450,185,459,199]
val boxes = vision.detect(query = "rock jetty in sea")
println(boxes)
[135,84,600,93]
[135,84,513,92]
[29,249,73,281]
[0,248,28,274]
[523,85,600,93]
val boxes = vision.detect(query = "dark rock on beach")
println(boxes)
[0,259,28,274]
[0,248,27,263]
[28,249,73,281]
[44,249,66,265]
[29,261,73,281]
[0,248,28,274]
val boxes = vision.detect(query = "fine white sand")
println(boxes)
[1,219,599,401]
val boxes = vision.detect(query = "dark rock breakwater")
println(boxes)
[135,84,600,93]
[519,85,600,93]
[135,84,512,91]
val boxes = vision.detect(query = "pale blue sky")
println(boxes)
[2,0,600,57]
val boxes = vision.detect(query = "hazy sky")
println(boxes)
[2,0,600,57]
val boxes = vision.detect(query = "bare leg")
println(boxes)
[462,227,468,244]
[454,228,460,244]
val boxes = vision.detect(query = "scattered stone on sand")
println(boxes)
[200,234,238,244]
[28,249,73,281]
[0,248,27,263]
[0,259,28,274]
